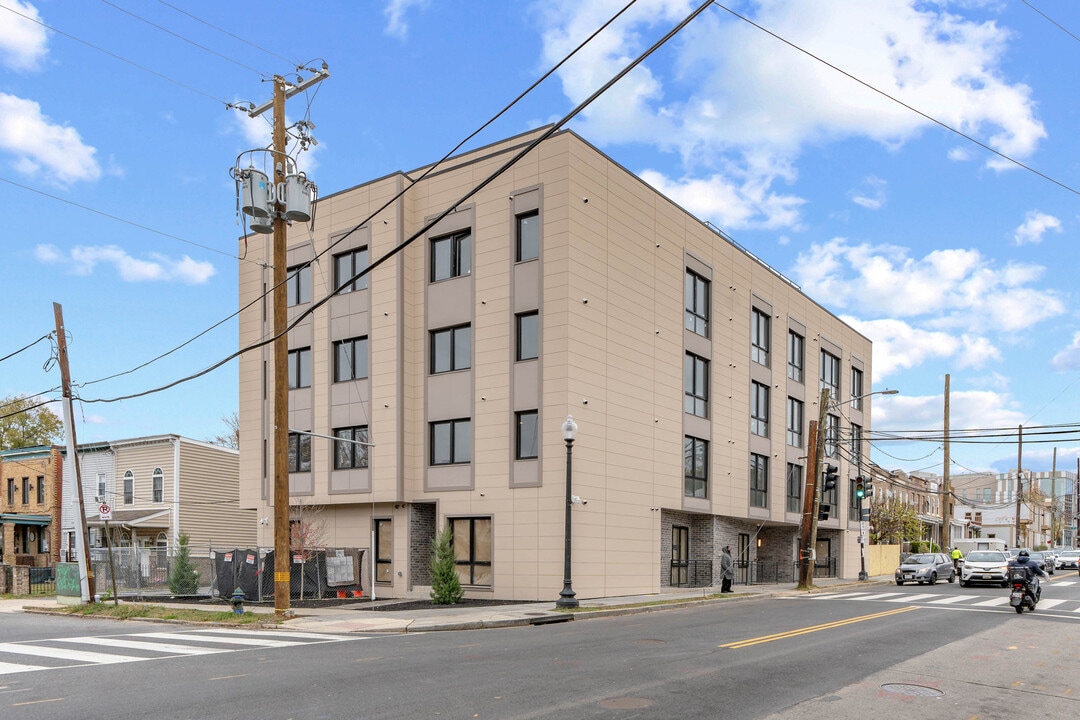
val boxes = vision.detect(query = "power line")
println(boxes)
[156,0,301,67]
[0,334,51,365]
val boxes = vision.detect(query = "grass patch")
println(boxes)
[52,602,281,625]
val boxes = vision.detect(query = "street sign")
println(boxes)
[98,503,112,521]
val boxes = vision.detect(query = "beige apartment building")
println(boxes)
[237,127,876,601]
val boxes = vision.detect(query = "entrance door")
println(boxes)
[815,537,833,577]
[670,526,689,586]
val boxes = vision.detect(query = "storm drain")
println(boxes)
[880,683,944,697]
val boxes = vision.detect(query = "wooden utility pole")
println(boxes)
[1014,425,1023,547]
[942,374,950,550]
[798,388,830,589]
[53,303,94,603]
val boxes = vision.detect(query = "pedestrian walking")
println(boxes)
[950,546,963,572]
[719,545,735,593]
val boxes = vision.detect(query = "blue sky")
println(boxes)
[2,0,1079,477]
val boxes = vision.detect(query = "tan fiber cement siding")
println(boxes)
[177,439,255,549]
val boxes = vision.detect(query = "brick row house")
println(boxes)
[0,445,63,568]
[237,127,877,601]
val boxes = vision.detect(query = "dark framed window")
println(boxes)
[334,246,370,293]
[849,477,861,520]
[684,269,709,336]
[786,463,803,513]
[850,367,864,409]
[684,353,708,417]
[288,347,312,389]
[334,336,370,382]
[750,453,768,508]
[820,350,840,397]
[450,517,492,586]
[788,330,804,382]
[751,381,769,436]
[37,476,45,504]
[431,230,472,282]
[751,308,770,366]
[850,423,863,468]
[152,468,163,503]
[683,436,708,498]
[288,432,312,473]
[825,413,839,458]
[516,410,539,460]
[21,477,28,504]
[123,471,134,504]
[516,311,539,361]
[375,518,392,583]
[786,397,803,447]
[431,325,471,373]
[516,210,539,262]
[286,263,312,306]
[6,478,13,504]
[334,426,369,469]
[431,419,472,465]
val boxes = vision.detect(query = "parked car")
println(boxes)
[959,550,1010,587]
[1055,549,1080,569]
[1029,551,1054,575]
[895,552,956,585]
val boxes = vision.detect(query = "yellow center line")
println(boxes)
[720,606,920,649]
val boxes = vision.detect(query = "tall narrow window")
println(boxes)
[786,463,803,513]
[684,353,709,417]
[152,468,163,503]
[123,471,134,504]
[850,423,863,468]
[6,478,14,504]
[288,432,312,472]
[787,330,804,382]
[820,350,840,397]
[431,325,471,373]
[288,347,312,389]
[750,381,769,436]
[850,367,864,409]
[334,246,370,293]
[683,436,708,498]
[751,308,770,366]
[684,269,709,336]
[431,230,472,282]
[334,337,370,382]
[21,477,28,504]
[450,517,492,586]
[334,426,369,469]
[37,476,45,504]
[825,414,839,458]
[515,411,539,460]
[516,311,539,361]
[786,397,803,447]
[375,518,392,583]
[286,263,312,306]
[97,472,107,503]
[431,419,472,465]
[750,453,768,508]
[516,210,539,262]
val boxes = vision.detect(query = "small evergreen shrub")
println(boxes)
[168,533,201,595]
[430,526,463,605]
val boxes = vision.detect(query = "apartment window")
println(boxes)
[431,419,472,465]
[152,468,163,503]
[288,432,312,473]
[786,463,803,513]
[286,263,312,306]
[37,476,45,504]
[820,350,841,397]
[6,478,13,504]
[850,367,864,409]
[334,337,370,382]
[786,397,803,447]
[21,477,29,504]
[431,229,472,282]
[516,311,539,361]
[334,426,369,469]
[684,353,709,417]
[97,473,107,503]
[374,518,392,583]
[515,411,539,460]
[825,414,839,458]
[788,330,804,383]
[684,269,709,336]
[431,325,471,373]
[750,453,768,508]
[751,308,770,366]
[516,210,539,262]
[123,471,134,504]
[850,423,863,468]
[288,347,312,389]
[334,246,369,293]
[750,381,769,436]
[451,517,492,586]
[849,477,861,520]
[683,436,708,498]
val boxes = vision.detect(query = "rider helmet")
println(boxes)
[1018,549,1030,557]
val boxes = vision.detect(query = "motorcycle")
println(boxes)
[1008,569,1040,613]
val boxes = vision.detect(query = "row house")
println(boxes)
[0,445,63,567]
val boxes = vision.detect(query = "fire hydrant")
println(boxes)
[230,588,246,615]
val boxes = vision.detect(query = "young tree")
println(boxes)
[870,496,922,545]
[207,411,240,449]
[168,533,201,595]
[0,394,63,450]
[430,526,463,605]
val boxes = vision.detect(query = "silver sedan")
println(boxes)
[895,552,956,585]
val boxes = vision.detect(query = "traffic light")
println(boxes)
[855,476,866,499]
[818,504,832,521]
[823,464,839,492]
[863,476,874,498]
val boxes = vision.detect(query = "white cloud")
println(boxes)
[1013,210,1061,245]
[639,167,804,230]
[1050,333,1080,372]
[0,0,48,71]
[384,0,429,39]
[0,93,100,185]
[35,244,216,284]
[873,390,1025,437]
[850,175,887,210]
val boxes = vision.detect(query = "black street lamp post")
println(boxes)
[557,414,579,609]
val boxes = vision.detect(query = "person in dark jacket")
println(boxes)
[1007,549,1048,603]
[719,546,735,593]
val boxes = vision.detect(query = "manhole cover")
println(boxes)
[880,683,944,697]
[599,698,654,710]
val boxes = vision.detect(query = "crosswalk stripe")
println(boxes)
[188,629,347,641]
[926,596,970,605]
[1037,599,1066,609]
[849,593,904,601]
[0,661,48,674]
[0,642,142,664]
[973,597,1011,606]
[136,632,309,648]
[891,593,937,602]
[58,637,230,655]
[1055,581,1077,587]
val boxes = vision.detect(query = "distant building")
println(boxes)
[237,127,878,600]
[949,469,1075,548]
[0,445,63,567]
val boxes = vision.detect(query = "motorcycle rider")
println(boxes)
[1007,549,1048,604]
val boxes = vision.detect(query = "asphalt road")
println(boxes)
[4,576,1080,719]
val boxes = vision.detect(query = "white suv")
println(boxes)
[959,550,1011,588]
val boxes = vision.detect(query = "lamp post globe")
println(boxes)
[557,414,579,609]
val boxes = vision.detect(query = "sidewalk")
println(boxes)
[0,576,886,634]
